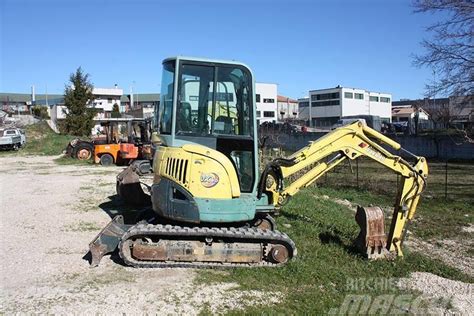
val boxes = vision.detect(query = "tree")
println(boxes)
[413,0,473,98]
[111,103,121,118]
[63,67,95,136]
[31,105,50,119]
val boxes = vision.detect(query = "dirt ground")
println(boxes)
[0,156,279,314]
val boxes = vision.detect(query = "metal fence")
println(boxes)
[319,158,474,202]
[260,147,474,202]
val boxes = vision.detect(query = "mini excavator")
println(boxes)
[89,57,428,268]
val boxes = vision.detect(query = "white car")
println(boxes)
[0,128,26,150]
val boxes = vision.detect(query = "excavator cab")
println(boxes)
[149,57,261,223]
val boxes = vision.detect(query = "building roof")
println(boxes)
[0,93,63,103]
[309,86,391,95]
[0,92,159,104]
[277,95,298,103]
[392,106,430,118]
[121,93,160,103]
[392,98,450,107]
[135,93,160,102]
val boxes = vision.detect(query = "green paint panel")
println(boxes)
[196,195,256,222]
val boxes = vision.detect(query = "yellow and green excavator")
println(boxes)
[89,57,428,268]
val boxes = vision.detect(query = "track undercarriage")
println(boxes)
[89,212,296,268]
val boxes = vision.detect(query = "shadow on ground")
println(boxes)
[99,194,154,224]
[318,230,363,258]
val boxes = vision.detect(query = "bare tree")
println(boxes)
[413,0,473,98]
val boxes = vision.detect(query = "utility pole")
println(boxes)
[130,84,134,111]
[287,97,290,121]
[309,94,312,128]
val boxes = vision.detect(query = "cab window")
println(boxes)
[176,64,253,137]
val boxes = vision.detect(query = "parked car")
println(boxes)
[0,128,25,150]
[332,118,367,130]
[332,115,383,131]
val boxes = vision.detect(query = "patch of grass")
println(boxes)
[320,157,474,203]
[314,184,473,241]
[0,121,77,156]
[64,221,102,232]
[411,198,473,241]
[196,186,473,314]
[22,121,76,155]
[54,155,94,165]
[59,268,137,292]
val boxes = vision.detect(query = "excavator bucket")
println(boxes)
[116,161,151,207]
[354,206,390,259]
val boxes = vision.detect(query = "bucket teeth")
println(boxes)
[355,206,390,260]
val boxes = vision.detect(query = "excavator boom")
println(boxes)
[260,120,428,259]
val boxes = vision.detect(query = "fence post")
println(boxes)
[445,158,448,200]
[356,158,359,189]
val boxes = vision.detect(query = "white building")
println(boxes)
[277,95,298,121]
[92,86,124,116]
[299,86,392,128]
[50,86,124,130]
[392,105,430,122]
[255,83,277,124]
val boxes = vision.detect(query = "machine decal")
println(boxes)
[366,146,386,162]
[200,173,219,188]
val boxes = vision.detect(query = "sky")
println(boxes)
[1,0,441,100]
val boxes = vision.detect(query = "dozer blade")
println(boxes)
[355,206,390,259]
[88,215,130,267]
[116,162,151,207]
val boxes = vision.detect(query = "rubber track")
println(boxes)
[118,223,296,268]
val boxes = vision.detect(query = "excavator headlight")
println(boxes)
[358,142,368,148]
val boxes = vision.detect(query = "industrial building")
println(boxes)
[255,83,278,124]
[299,86,392,129]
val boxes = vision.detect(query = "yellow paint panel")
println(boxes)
[153,145,240,199]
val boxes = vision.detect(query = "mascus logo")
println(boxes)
[200,173,219,188]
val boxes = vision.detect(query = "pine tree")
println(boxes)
[63,67,95,136]
[111,103,121,118]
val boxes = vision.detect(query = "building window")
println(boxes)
[311,92,340,101]
[354,93,364,100]
[256,110,261,117]
[108,98,112,104]
[380,97,391,103]
[314,116,339,128]
[263,111,274,117]
[256,94,261,103]
[263,98,274,103]
[311,100,340,107]
[299,101,309,107]
[369,96,379,102]
[344,92,353,99]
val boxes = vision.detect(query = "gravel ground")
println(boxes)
[0,155,280,314]
[397,272,474,315]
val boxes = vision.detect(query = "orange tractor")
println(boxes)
[93,118,153,166]
[66,118,153,166]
